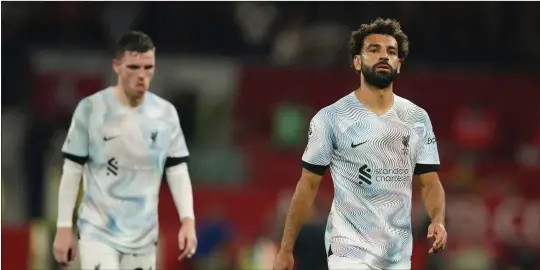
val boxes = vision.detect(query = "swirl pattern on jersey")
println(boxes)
[63,87,190,254]
[302,92,440,269]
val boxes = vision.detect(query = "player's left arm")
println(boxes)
[164,104,196,259]
[414,110,447,253]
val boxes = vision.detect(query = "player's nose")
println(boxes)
[136,70,147,79]
[378,49,390,60]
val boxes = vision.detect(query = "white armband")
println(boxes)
[56,159,83,227]
[166,162,195,220]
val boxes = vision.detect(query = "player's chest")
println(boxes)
[337,116,421,158]
[88,111,173,154]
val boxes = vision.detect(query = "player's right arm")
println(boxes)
[53,99,91,265]
[278,169,324,250]
[275,110,334,270]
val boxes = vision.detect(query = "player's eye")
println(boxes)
[127,65,140,70]
[144,65,154,70]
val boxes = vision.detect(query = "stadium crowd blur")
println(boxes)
[2,2,540,270]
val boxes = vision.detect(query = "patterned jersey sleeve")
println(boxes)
[414,110,440,175]
[166,104,190,168]
[301,109,335,175]
[61,99,91,164]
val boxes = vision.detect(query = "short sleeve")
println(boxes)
[62,99,90,163]
[414,111,440,175]
[301,110,335,175]
[166,105,190,168]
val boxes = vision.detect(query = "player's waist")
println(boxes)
[80,194,159,212]
[329,208,412,238]
[78,231,158,254]
[78,218,158,253]
[332,200,412,220]
[328,242,412,267]
[78,204,159,231]
[333,204,412,217]
[330,219,412,242]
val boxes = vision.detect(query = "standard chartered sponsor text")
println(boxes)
[374,168,410,182]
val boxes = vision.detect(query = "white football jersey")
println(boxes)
[302,92,440,269]
[62,87,189,254]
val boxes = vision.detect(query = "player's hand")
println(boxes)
[274,250,294,270]
[178,217,197,261]
[53,227,77,266]
[427,222,447,254]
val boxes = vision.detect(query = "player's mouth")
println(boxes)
[136,82,147,89]
[375,64,392,71]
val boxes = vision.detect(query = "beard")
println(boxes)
[360,61,398,89]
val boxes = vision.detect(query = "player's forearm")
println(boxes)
[166,162,195,220]
[280,177,320,252]
[421,180,446,224]
[57,159,83,228]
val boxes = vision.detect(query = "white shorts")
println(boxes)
[328,255,375,270]
[78,240,156,270]
[327,255,411,270]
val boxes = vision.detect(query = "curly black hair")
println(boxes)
[349,18,409,65]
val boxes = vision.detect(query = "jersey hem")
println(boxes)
[328,244,412,269]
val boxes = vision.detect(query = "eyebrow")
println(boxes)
[366,44,397,50]
[127,64,154,69]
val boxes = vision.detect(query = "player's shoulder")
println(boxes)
[145,91,175,110]
[144,91,179,119]
[393,94,430,121]
[75,87,112,112]
[311,96,343,123]
[316,92,356,117]
[310,93,357,132]
[393,94,424,112]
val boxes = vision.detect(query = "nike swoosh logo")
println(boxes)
[351,141,368,148]
[103,136,118,141]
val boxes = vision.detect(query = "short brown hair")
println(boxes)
[349,18,409,64]
[114,31,155,59]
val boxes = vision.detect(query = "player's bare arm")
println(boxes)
[276,19,433,270]
[275,169,324,270]
[416,171,447,253]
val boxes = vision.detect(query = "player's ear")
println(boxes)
[397,60,401,74]
[112,58,121,74]
[353,55,361,72]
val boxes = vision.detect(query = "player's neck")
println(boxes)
[113,85,144,108]
[356,83,394,115]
